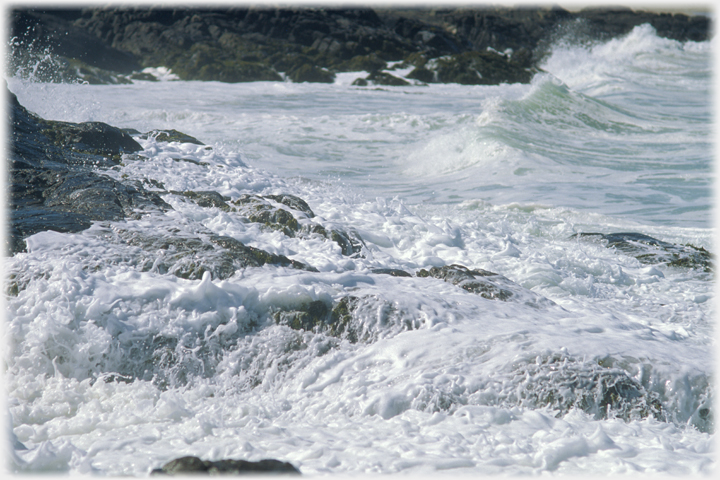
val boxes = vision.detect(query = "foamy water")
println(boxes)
[5,24,715,476]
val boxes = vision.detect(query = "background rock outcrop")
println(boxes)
[8,6,711,85]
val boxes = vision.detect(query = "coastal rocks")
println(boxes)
[573,232,713,272]
[9,8,140,76]
[141,129,204,145]
[232,194,303,237]
[10,7,709,86]
[272,294,418,343]
[510,354,663,423]
[8,86,168,254]
[173,190,232,212]
[417,264,514,301]
[353,71,410,86]
[41,120,143,159]
[109,229,316,280]
[170,44,284,83]
[226,193,365,256]
[151,456,300,475]
[10,88,142,167]
[286,64,335,83]
[419,50,534,85]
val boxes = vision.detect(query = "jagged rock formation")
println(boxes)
[8,6,711,85]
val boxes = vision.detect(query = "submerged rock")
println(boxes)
[416,264,514,301]
[111,229,316,280]
[371,268,412,277]
[511,354,663,423]
[172,190,232,211]
[273,294,419,343]
[365,71,410,86]
[422,50,534,85]
[264,194,315,218]
[142,129,204,145]
[151,456,300,475]
[287,64,335,83]
[573,232,713,272]
[232,194,302,237]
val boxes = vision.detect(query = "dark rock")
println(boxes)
[109,228,316,280]
[264,194,315,217]
[416,264,513,300]
[572,232,713,272]
[577,6,710,43]
[274,300,331,332]
[41,120,142,157]
[10,9,141,74]
[172,190,231,211]
[129,71,158,81]
[8,85,169,254]
[351,77,369,86]
[142,129,204,145]
[425,50,533,85]
[232,194,301,237]
[512,353,663,423]
[341,53,387,72]
[406,66,435,83]
[365,71,409,86]
[209,235,316,272]
[329,229,365,257]
[371,268,412,277]
[9,6,709,87]
[151,456,300,475]
[273,294,416,343]
[228,193,363,257]
[287,64,335,83]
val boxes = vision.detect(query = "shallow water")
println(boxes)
[5,24,715,475]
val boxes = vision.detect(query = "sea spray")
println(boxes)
[5,23,713,475]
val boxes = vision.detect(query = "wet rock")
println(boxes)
[151,456,300,475]
[287,64,335,83]
[273,294,416,343]
[572,232,713,272]
[341,53,387,73]
[423,50,534,85]
[42,120,142,157]
[371,268,412,277]
[364,71,410,86]
[264,194,315,218]
[405,66,435,83]
[511,354,663,423]
[141,129,204,145]
[9,9,141,77]
[232,194,301,237]
[111,228,316,280]
[209,235,315,272]
[129,71,158,81]
[329,229,366,257]
[9,6,710,87]
[229,193,364,257]
[172,190,231,211]
[416,264,514,301]
[351,78,369,86]
[8,86,169,254]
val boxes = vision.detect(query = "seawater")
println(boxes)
[5,24,715,475]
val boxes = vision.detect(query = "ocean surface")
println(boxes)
[5,24,715,475]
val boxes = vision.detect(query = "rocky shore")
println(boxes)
[9,5,711,86]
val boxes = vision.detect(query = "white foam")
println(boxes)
[5,26,714,476]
